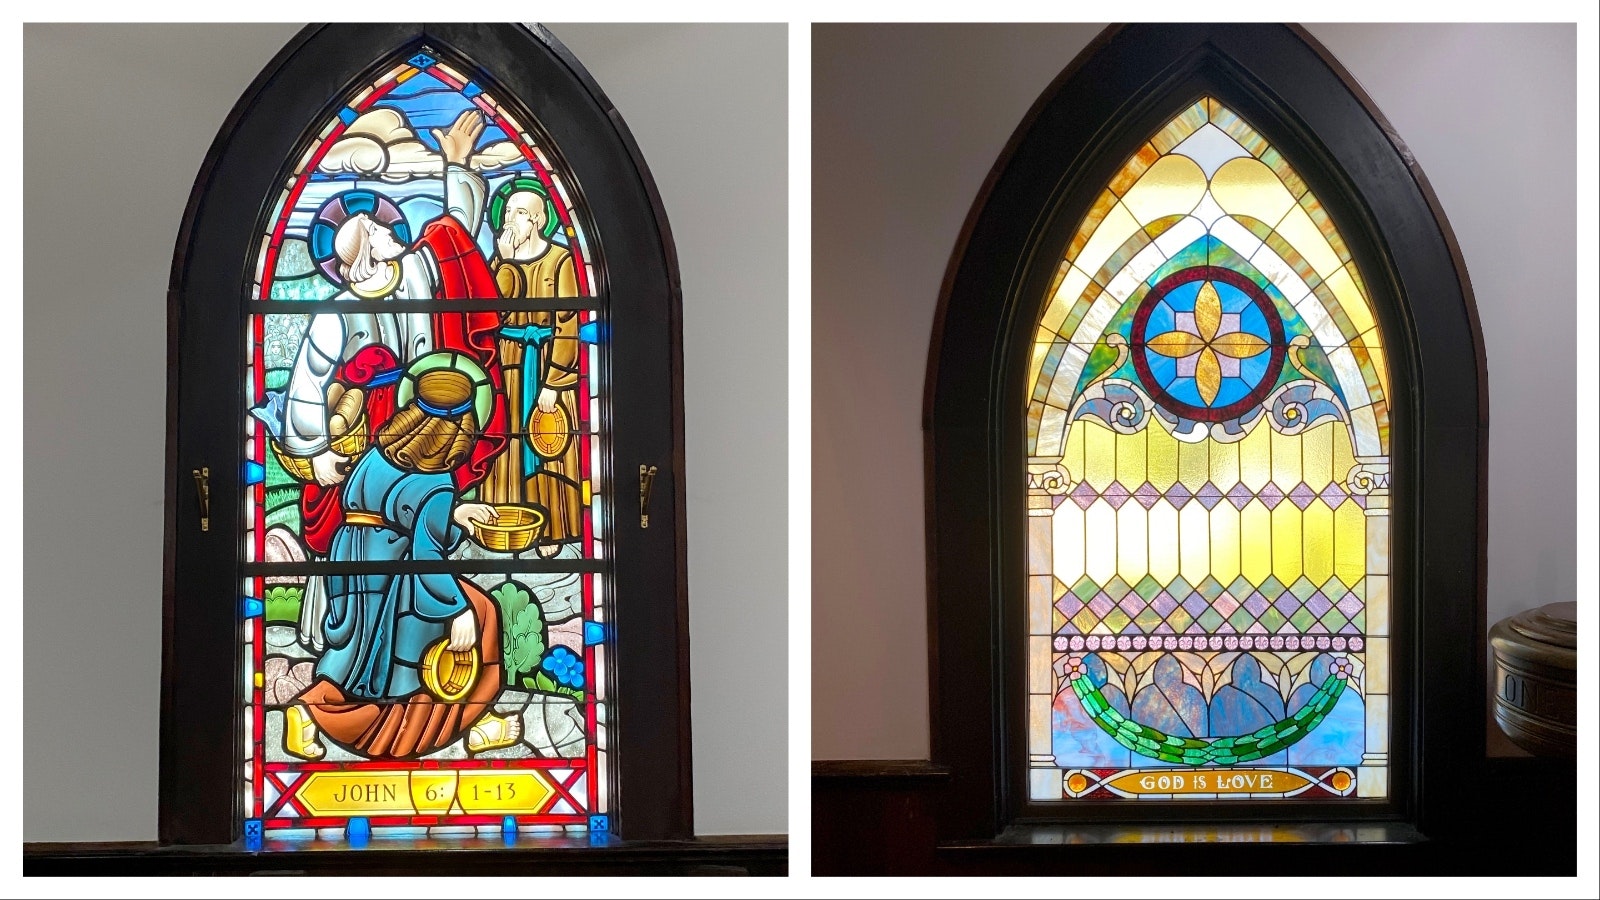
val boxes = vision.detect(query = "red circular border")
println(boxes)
[1129,265,1287,423]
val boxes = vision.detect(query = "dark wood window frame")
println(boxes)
[925,23,1490,845]
[161,23,692,846]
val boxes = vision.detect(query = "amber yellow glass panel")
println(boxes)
[1146,423,1179,491]
[1029,338,1052,397]
[1074,202,1143,283]
[1302,500,1335,586]
[1301,423,1333,490]
[1148,499,1180,586]
[1120,154,1206,225]
[1335,501,1366,587]
[1275,204,1344,280]
[1178,500,1211,585]
[1109,143,1161,196]
[1178,439,1209,493]
[1066,189,1119,263]
[1331,422,1358,491]
[1060,419,1086,484]
[1271,499,1303,585]
[1029,514,1052,575]
[1210,157,1297,226]
[1209,500,1241,587]
[1240,499,1273,585]
[1322,266,1375,336]
[1084,500,1117,584]
[1238,421,1272,492]
[1082,422,1117,491]
[1270,426,1301,489]
[1118,501,1148,586]
[1117,428,1148,488]
[1208,436,1239,491]
[1042,265,1092,335]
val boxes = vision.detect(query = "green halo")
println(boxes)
[396,350,495,427]
[488,176,561,240]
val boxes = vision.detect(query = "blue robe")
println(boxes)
[315,451,471,700]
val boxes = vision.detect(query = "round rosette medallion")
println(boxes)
[1130,266,1286,422]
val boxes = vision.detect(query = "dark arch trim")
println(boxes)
[163,24,691,845]
[924,24,1486,841]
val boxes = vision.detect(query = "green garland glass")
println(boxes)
[1069,670,1346,765]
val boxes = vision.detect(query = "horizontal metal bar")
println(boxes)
[242,559,607,576]
[247,297,603,314]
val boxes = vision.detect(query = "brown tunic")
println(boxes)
[481,245,584,548]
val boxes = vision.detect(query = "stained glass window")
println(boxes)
[1026,99,1391,802]
[240,49,610,846]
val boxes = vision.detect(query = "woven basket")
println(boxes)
[420,639,480,702]
[472,504,547,553]
[528,404,572,458]
[270,440,316,482]
[328,411,369,457]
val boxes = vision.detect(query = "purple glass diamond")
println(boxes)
[1245,621,1269,634]
[1305,591,1333,618]
[1213,594,1240,618]
[1153,622,1176,634]
[1336,592,1363,618]
[1273,593,1302,617]
[1216,620,1237,635]
[1151,591,1178,617]
[1165,483,1192,508]
[1071,481,1098,510]
[1319,483,1349,507]
[1118,594,1144,618]
[1133,483,1161,509]
[1103,482,1131,510]
[1307,621,1330,634]
[1196,482,1225,510]
[1056,596,1085,619]
[1181,593,1210,618]
[1257,482,1285,510]
[1354,494,1368,509]
[1226,483,1254,510]
[1339,621,1361,635]
[1243,591,1270,617]
[1288,483,1317,510]
[1088,593,1115,618]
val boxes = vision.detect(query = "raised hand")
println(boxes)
[432,110,486,167]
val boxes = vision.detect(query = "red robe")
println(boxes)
[301,217,509,555]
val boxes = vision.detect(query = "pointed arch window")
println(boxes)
[926,24,1486,842]
[163,25,691,848]
[1027,98,1391,804]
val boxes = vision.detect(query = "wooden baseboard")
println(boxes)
[22,835,788,877]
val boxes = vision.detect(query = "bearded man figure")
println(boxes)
[480,179,589,558]
[256,110,511,648]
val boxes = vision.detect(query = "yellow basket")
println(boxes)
[269,412,368,483]
[420,639,480,702]
[472,504,547,553]
[270,440,316,483]
[329,411,369,457]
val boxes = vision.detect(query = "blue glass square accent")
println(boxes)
[462,81,483,98]
[588,814,610,834]
[244,460,265,485]
[410,52,436,69]
[243,818,263,851]
[244,597,264,618]
[338,107,359,126]
[347,816,371,847]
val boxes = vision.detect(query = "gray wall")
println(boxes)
[811,23,1577,760]
[24,22,787,840]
